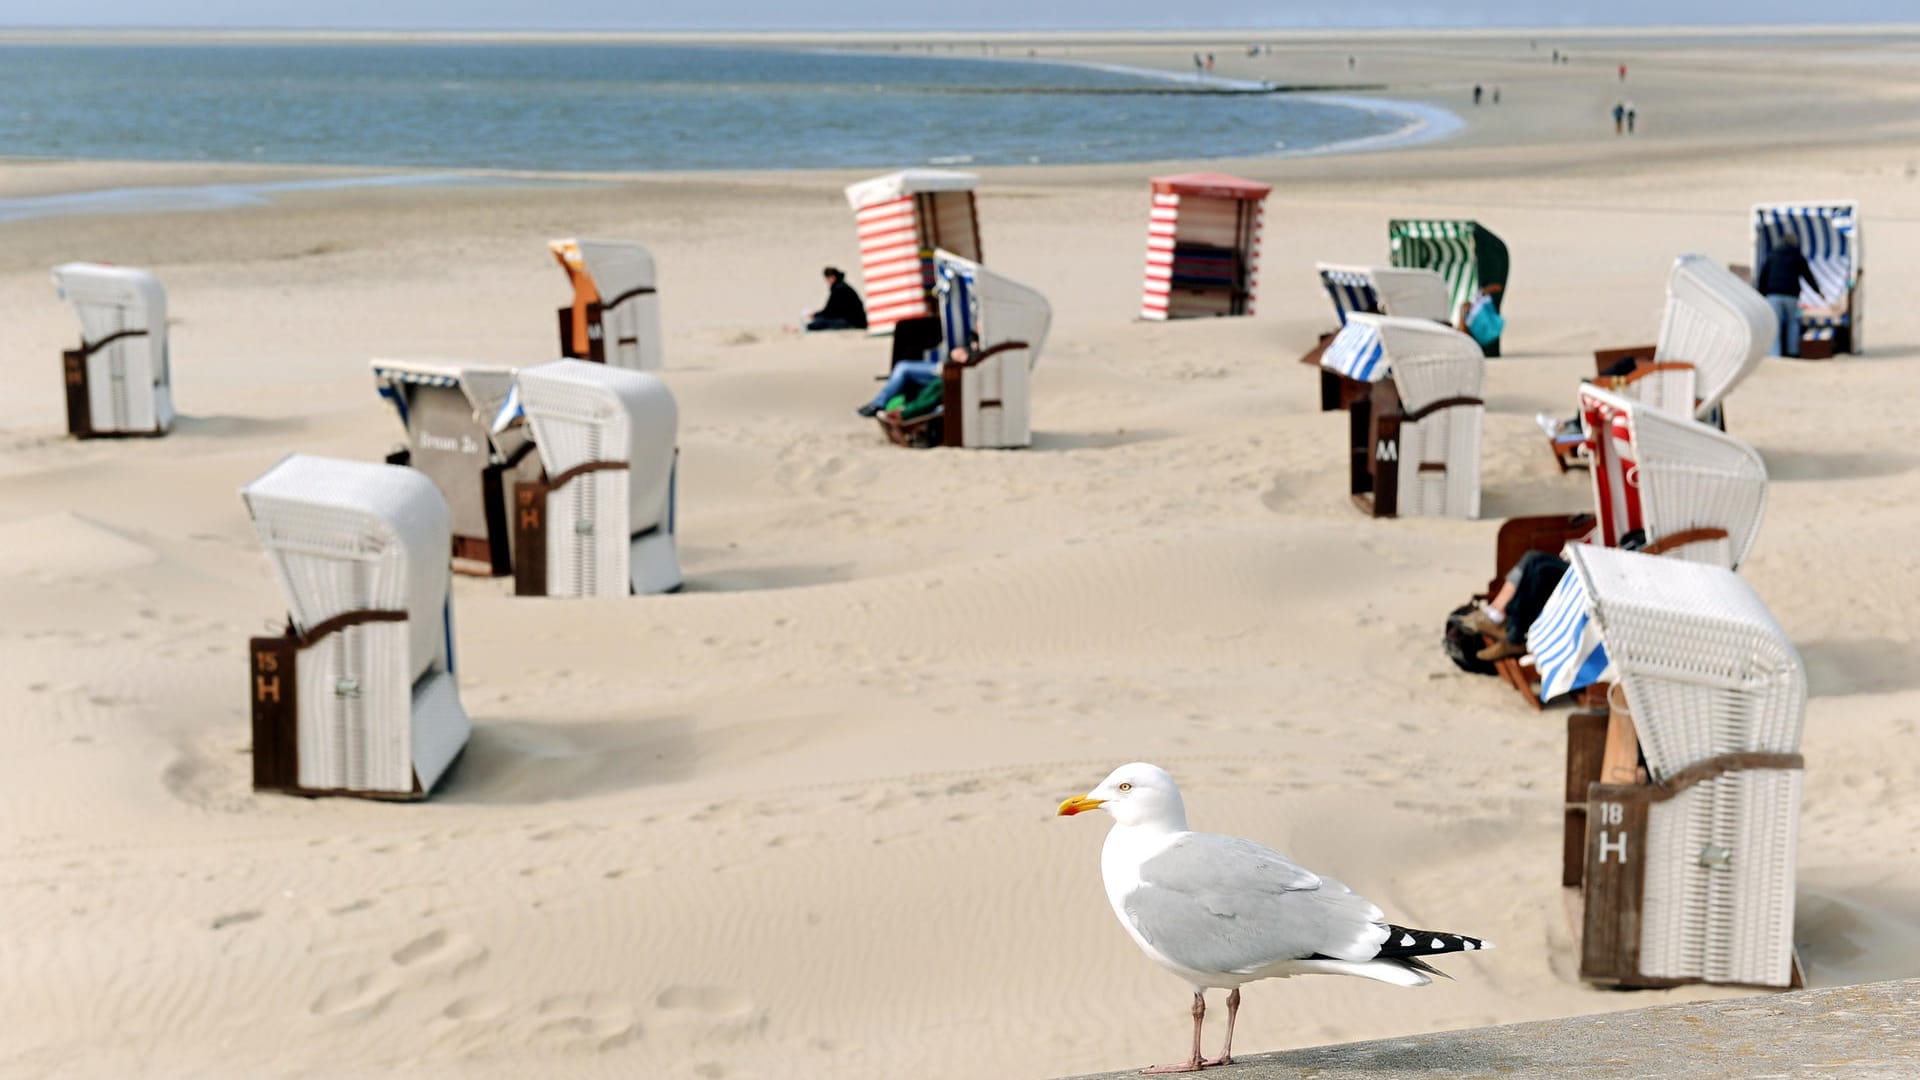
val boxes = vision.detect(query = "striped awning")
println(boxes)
[1389,219,1478,313]
[1752,203,1857,312]
[1318,266,1379,325]
[1320,320,1388,382]
[1527,560,1611,703]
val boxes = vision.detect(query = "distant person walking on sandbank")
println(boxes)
[1626,104,1637,134]
[1473,83,1483,106]
[1492,85,1501,105]
[1619,63,1628,81]
[1612,101,1625,135]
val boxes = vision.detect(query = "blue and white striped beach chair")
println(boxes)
[1751,201,1862,355]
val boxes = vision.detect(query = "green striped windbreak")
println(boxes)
[1389,219,1481,313]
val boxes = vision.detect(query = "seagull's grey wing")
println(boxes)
[1123,832,1390,975]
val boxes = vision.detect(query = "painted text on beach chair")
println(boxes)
[1305,263,1451,410]
[551,238,663,371]
[1388,218,1509,356]
[1321,314,1484,519]
[1140,172,1269,320]
[845,169,982,332]
[879,250,1050,450]
[1534,546,1804,989]
[511,360,681,597]
[242,455,471,800]
[1752,201,1862,355]
[371,359,541,577]
[51,262,173,438]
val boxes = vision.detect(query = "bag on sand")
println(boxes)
[1466,295,1505,346]
[1444,602,1499,676]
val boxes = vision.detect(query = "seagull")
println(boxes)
[1057,763,1492,1073]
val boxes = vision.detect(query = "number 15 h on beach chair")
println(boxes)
[241,455,471,800]
[1319,313,1484,519]
[51,263,173,438]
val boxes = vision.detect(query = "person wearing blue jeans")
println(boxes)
[857,358,943,417]
[1755,233,1820,359]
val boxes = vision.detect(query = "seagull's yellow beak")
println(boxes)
[1057,794,1105,817]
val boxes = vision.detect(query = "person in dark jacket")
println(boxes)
[1756,234,1822,358]
[808,267,867,331]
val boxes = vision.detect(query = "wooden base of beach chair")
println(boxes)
[1797,335,1836,360]
[557,302,607,363]
[1301,332,1375,412]
[61,344,166,440]
[877,408,943,448]
[247,620,444,802]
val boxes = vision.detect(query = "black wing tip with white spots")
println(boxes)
[1374,926,1494,959]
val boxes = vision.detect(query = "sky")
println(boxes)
[0,0,1905,30]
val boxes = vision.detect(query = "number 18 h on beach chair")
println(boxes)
[241,455,471,800]
[50,263,173,438]
[1319,313,1484,519]
[1530,545,1805,989]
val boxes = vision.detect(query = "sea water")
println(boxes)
[0,43,1430,173]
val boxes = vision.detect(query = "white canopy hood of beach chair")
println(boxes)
[369,358,518,438]
[844,168,980,210]
[516,359,681,595]
[934,249,1050,366]
[1316,263,1451,323]
[51,261,173,434]
[1655,254,1773,420]
[51,262,167,330]
[1321,313,1483,404]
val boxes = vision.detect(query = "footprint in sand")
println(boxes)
[311,971,399,1018]
[530,993,641,1052]
[655,985,760,1029]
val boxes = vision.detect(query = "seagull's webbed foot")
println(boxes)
[1140,1063,1205,1075]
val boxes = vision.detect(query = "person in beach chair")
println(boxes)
[856,337,976,419]
[1461,530,1646,661]
[807,266,868,332]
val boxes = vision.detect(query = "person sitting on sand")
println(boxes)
[856,339,976,419]
[807,267,868,332]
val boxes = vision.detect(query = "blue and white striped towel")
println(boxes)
[1528,565,1610,703]
[1320,320,1388,382]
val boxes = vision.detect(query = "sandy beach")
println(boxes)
[3,27,1919,1080]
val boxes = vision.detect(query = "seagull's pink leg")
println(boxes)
[1202,988,1240,1067]
[1141,991,1206,1074]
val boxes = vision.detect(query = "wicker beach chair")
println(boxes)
[1488,387,1768,705]
[878,249,1050,450]
[510,359,681,597]
[241,455,471,800]
[1752,201,1862,356]
[551,238,662,371]
[1533,545,1804,989]
[1320,313,1484,519]
[1576,255,1771,446]
[50,262,173,438]
[1302,264,1452,409]
[371,359,541,577]
[1388,218,1510,356]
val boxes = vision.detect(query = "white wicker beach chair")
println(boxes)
[512,359,681,597]
[371,359,541,577]
[1752,201,1862,355]
[1542,545,1805,988]
[551,238,662,371]
[50,262,173,437]
[241,455,470,800]
[1578,386,1768,569]
[881,249,1050,450]
[1314,263,1452,324]
[1321,313,1484,519]
[1651,254,1773,421]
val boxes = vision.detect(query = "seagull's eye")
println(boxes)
[1118,783,1132,792]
